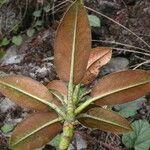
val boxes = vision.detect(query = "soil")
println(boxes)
[0,0,150,150]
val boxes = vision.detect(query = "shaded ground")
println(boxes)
[0,0,150,149]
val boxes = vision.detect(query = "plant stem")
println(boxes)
[59,86,75,150]
[59,121,74,150]
[73,84,80,105]
[75,98,93,115]
[59,1,82,149]
[59,83,75,149]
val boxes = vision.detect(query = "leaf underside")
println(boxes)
[47,80,68,96]
[91,70,150,105]
[82,47,112,85]
[78,107,132,134]
[0,76,56,111]
[54,0,91,84]
[9,112,63,150]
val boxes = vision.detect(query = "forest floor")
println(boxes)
[0,0,150,150]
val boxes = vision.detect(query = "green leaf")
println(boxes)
[1,124,14,134]
[88,15,101,27]
[0,50,6,58]
[0,37,10,46]
[114,97,146,118]
[33,10,42,17]
[43,4,51,13]
[34,20,43,27]
[122,120,150,150]
[49,134,61,148]
[12,36,23,46]
[12,24,19,34]
[0,0,8,5]
[27,28,35,37]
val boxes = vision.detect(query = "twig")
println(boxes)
[67,0,150,48]
[133,60,150,69]
[49,0,70,15]
[8,0,29,33]
[75,130,121,150]
[92,39,150,54]
[85,6,150,49]
[112,47,150,56]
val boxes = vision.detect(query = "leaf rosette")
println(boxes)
[0,0,150,149]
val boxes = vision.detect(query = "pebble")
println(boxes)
[29,72,36,79]
[35,67,48,78]
[0,98,16,113]
[101,57,129,76]
[0,46,24,66]
[69,133,87,150]
[6,118,23,125]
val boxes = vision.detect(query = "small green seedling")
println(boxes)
[0,0,150,150]
[122,120,150,150]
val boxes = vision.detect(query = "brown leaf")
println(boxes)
[91,70,150,105]
[54,0,91,84]
[78,107,132,134]
[9,112,63,150]
[82,47,112,85]
[0,76,57,111]
[47,80,68,96]
[87,47,112,69]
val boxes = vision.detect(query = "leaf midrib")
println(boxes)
[75,80,150,114]
[92,80,150,102]
[78,114,131,130]
[87,49,111,69]
[0,80,56,109]
[69,2,78,84]
[10,118,62,147]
